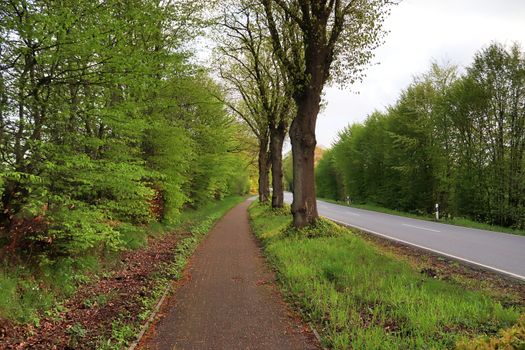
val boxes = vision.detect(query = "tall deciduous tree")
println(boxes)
[217,2,293,206]
[261,0,392,227]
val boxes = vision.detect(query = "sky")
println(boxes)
[315,0,525,148]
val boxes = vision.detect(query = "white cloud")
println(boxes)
[316,0,525,147]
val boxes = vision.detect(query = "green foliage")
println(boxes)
[316,43,525,230]
[283,217,345,239]
[0,0,251,324]
[282,153,293,191]
[0,0,250,259]
[0,256,99,323]
[315,150,341,200]
[67,322,87,348]
[249,201,522,349]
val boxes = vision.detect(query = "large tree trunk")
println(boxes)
[258,138,271,203]
[270,120,287,208]
[289,89,321,227]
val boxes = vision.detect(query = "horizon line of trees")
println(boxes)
[316,42,525,229]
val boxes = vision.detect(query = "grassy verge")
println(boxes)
[319,198,525,237]
[0,196,245,326]
[249,201,523,349]
[0,254,102,324]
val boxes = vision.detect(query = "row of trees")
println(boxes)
[217,0,392,227]
[317,43,525,229]
[0,0,251,262]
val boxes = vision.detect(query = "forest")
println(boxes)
[0,1,251,277]
[316,43,525,230]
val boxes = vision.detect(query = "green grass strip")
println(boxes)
[249,202,522,349]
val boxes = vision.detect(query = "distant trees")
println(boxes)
[316,43,525,229]
[217,1,293,208]
[0,0,251,260]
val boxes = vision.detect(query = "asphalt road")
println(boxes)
[283,192,525,281]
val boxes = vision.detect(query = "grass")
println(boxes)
[0,256,100,324]
[249,201,523,349]
[319,198,525,237]
[0,195,246,325]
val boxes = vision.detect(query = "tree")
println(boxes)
[261,0,392,227]
[457,43,525,227]
[0,0,251,261]
[217,2,293,206]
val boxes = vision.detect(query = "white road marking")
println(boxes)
[325,217,525,282]
[321,207,360,217]
[402,224,440,232]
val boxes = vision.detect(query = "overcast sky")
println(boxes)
[315,0,525,148]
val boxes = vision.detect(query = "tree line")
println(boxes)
[0,0,397,268]
[316,43,525,229]
[0,0,252,263]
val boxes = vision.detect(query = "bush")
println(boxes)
[456,316,525,350]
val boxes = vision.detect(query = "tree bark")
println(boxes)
[258,137,271,203]
[269,119,287,208]
[289,88,321,227]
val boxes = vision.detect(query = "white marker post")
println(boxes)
[435,203,439,221]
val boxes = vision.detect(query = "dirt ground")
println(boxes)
[0,231,186,350]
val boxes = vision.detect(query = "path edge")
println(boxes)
[127,288,170,350]
[126,199,246,350]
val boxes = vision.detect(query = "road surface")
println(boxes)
[283,192,525,281]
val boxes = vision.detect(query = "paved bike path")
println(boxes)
[140,200,318,350]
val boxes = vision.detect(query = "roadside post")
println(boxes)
[435,203,439,221]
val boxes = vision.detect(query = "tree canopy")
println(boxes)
[0,0,252,262]
[316,43,525,229]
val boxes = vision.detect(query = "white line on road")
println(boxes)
[318,206,360,216]
[402,224,440,232]
[325,217,525,282]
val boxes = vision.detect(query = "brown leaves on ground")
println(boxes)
[0,231,186,350]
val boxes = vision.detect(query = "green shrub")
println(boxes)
[456,316,525,350]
